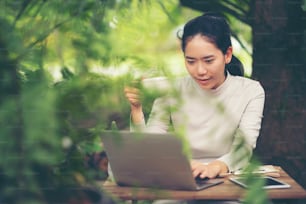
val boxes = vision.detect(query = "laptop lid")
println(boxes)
[101,130,223,191]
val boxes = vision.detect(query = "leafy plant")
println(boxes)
[0,0,128,203]
[0,0,268,203]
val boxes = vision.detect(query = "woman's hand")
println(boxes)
[124,86,142,108]
[124,86,144,124]
[190,160,228,179]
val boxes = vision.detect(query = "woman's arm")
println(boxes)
[145,97,171,133]
[191,160,228,178]
[124,86,170,132]
[124,86,145,128]
[190,82,265,178]
[218,83,265,172]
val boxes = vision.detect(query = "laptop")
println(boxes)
[101,130,224,191]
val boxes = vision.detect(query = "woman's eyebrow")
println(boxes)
[185,55,214,59]
[185,56,196,60]
[202,55,214,59]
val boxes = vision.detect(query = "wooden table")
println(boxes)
[100,167,306,203]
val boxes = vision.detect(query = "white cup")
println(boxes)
[142,77,172,93]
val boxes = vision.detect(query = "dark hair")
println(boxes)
[226,55,244,76]
[179,12,244,76]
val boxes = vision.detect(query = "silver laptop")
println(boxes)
[101,130,224,191]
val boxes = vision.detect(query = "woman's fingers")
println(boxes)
[191,160,207,178]
[190,160,222,179]
[204,165,221,178]
[124,87,141,106]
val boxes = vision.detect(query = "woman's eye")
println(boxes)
[187,60,195,65]
[205,59,214,64]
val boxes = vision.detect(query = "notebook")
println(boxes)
[101,130,224,191]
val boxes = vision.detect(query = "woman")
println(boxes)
[124,13,265,180]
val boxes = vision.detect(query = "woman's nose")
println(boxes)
[197,62,207,75]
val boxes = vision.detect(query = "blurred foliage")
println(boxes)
[0,0,269,203]
[0,0,194,203]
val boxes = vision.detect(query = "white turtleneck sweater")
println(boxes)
[133,73,265,172]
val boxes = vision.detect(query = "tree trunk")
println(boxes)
[250,0,306,188]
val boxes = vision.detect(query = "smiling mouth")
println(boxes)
[197,78,210,82]
[196,78,211,85]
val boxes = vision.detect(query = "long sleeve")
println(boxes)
[128,74,265,172]
[143,97,171,133]
[217,82,265,171]
[130,97,172,133]
[130,114,146,131]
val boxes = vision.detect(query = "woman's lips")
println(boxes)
[196,78,211,85]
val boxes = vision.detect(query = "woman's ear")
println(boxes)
[225,46,233,64]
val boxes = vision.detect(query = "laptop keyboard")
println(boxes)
[195,176,209,185]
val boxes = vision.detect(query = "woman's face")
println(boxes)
[184,34,232,90]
